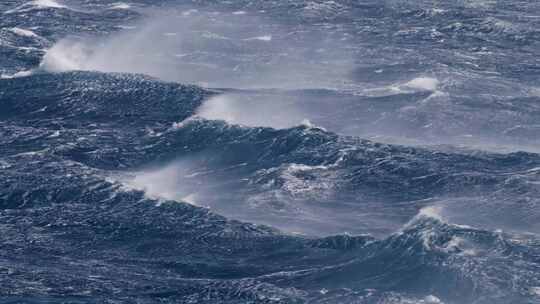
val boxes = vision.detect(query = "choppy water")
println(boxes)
[1,1,540,303]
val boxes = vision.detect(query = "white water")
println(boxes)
[10,27,39,38]
[110,2,131,10]
[120,161,201,206]
[5,0,67,14]
[405,77,440,91]
[36,7,540,155]
[196,94,307,129]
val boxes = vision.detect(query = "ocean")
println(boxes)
[1,1,540,303]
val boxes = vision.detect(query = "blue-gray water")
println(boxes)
[1,1,540,303]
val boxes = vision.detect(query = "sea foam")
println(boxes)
[5,0,67,14]
[10,28,39,38]
[405,77,440,91]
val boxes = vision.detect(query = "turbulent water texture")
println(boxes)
[1,1,540,303]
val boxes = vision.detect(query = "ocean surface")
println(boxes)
[1,0,540,303]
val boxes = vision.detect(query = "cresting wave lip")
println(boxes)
[2,137,539,303]
[37,30,540,153]
[3,71,540,238]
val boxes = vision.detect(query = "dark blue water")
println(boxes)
[1,1,540,303]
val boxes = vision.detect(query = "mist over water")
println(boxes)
[38,5,540,154]
[39,5,540,236]
[3,1,540,302]
[196,94,310,129]
[35,4,540,240]
[41,9,355,90]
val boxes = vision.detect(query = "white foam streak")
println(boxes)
[5,0,67,14]
[1,70,33,79]
[10,28,39,38]
[34,0,65,8]
[110,2,131,10]
[245,35,272,41]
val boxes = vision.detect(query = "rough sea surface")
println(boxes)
[1,0,540,303]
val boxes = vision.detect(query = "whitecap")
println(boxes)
[1,70,33,79]
[0,160,11,169]
[417,206,445,222]
[287,163,329,172]
[170,116,197,130]
[9,27,39,38]
[300,119,327,131]
[530,287,540,296]
[404,77,440,91]
[245,35,272,41]
[110,2,131,10]
[48,130,61,138]
[34,0,65,8]
[17,46,42,53]
[5,0,67,14]
[423,295,443,304]
[182,9,198,16]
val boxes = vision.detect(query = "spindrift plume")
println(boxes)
[40,9,355,90]
[2,0,540,303]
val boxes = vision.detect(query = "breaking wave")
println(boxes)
[2,1,540,303]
